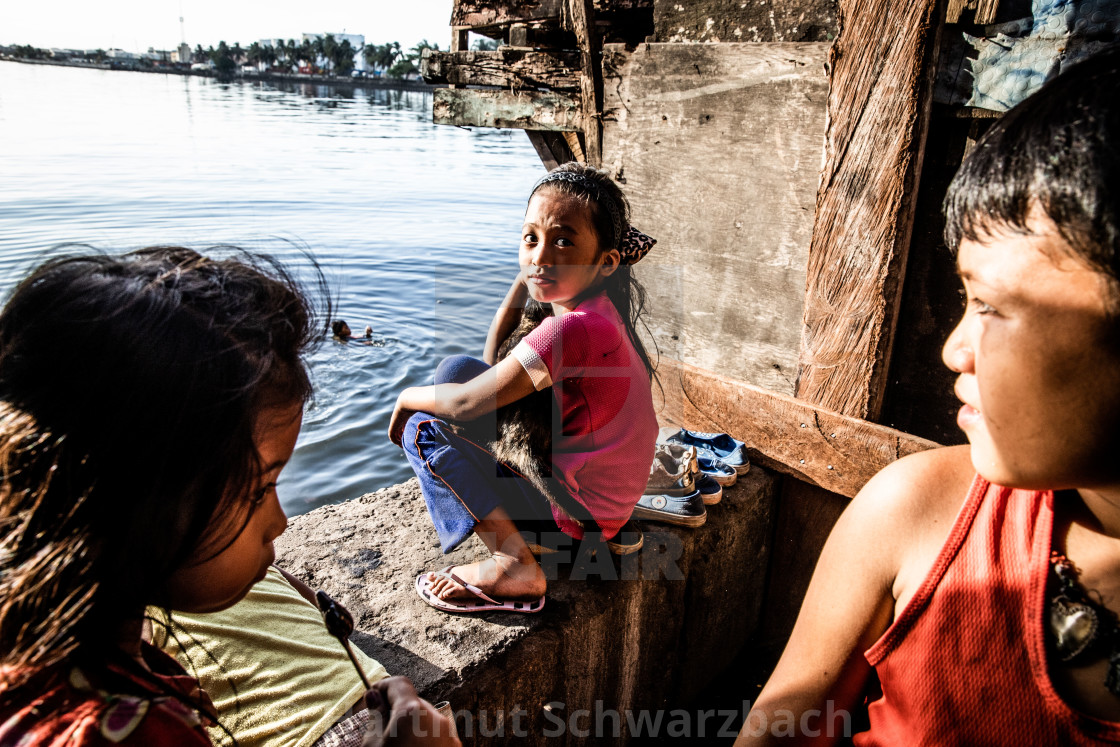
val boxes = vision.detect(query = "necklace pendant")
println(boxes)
[1050,596,1102,662]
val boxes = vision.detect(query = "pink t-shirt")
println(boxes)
[512,293,658,539]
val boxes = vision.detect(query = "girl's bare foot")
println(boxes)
[427,553,546,602]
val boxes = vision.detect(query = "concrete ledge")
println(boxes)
[275,468,777,745]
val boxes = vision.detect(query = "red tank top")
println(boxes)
[855,476,1120,745]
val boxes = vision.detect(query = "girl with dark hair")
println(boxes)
[388,162,659,613]
[0,247,455,746]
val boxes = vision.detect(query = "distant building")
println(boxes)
[172,43,191,64]
[106,49,139,61]
[145,48,172,63]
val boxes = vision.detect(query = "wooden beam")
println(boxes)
[565,0,602,165]
[563,131,585,163]
[421,49,581,90]
[796,0,943,420]
[433,88,582,130]
[452,0,564,29]
[451,0,650,30]
[525,131,575,169]
[657,358,938,498]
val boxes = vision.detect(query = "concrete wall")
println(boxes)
[275,469,777,745]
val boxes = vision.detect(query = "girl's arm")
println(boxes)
[388,354,536,446]
[482,273,530,365]
[736,447,973,745]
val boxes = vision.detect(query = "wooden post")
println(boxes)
[449,28,470,89]
[796,0,944,420]
[565,0,602,166]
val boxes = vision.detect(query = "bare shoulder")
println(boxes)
[852,445,976,610]
[851,445,974,531]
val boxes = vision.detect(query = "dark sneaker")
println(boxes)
[645,447,696,496]
[659,427,750,474]
[696,473,723,505]
[632,490,707,527]
[697,454,738,486]
[606,519,644,555]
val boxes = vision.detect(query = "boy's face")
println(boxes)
[943,213,1120,492]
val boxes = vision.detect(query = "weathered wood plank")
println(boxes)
[421,49,581,90]
[452,0,650,28]
[946,0,1000,24]
[601,42,828,394]
[566,0,603,165]
[656,358,939,498]
[796,0,943,419]
[452,0,564,28]
[433,88,582,130]
[976,0,1000,24]
[653,0,837,43]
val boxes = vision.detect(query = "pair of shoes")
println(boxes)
[631,491,707,527]
[606,519,644,555]
[645,445,696,496]
[658,426,751,476]
[415,566,546,614]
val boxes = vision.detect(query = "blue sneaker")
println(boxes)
[697,455,737,487]
[632,490,707,527]
[659,427,750,475]
[696,473,723,505]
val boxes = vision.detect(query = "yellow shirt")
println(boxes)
[152,567,388,747]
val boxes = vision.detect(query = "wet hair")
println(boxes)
[530,161,657,380]
[331,319,348,337]
[944,45,1120,297]
[0,246,325,695]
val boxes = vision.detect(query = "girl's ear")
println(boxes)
[600,249,621,277]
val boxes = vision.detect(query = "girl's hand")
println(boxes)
[387,393,416,448]
[362,677,460,746]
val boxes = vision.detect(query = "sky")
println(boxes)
[2,0,454,53]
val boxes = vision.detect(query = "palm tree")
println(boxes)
[247,41,262,71]
[231,42,244,65]
[320,34,338,74]
[303,39,319,72]
[364,42,401,75]
[332,38,355,76]
[193,44,205,64]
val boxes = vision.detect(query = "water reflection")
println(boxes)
[0,61,544,514]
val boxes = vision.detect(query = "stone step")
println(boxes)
[275,467,776,745]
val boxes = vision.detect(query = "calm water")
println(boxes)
[0,61,545,515]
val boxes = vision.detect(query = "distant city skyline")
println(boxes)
[2,0,453,53]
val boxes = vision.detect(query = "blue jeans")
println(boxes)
[402,355,561,552]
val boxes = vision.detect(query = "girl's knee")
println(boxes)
[435,355,489,385]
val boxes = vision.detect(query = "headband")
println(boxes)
[530,171,656,265]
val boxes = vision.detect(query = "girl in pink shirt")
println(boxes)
[389,162,659,614]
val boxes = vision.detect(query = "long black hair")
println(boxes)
[0,246,325,694]
[529,161,657,380]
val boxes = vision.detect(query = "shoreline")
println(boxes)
[0,56,440,92]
